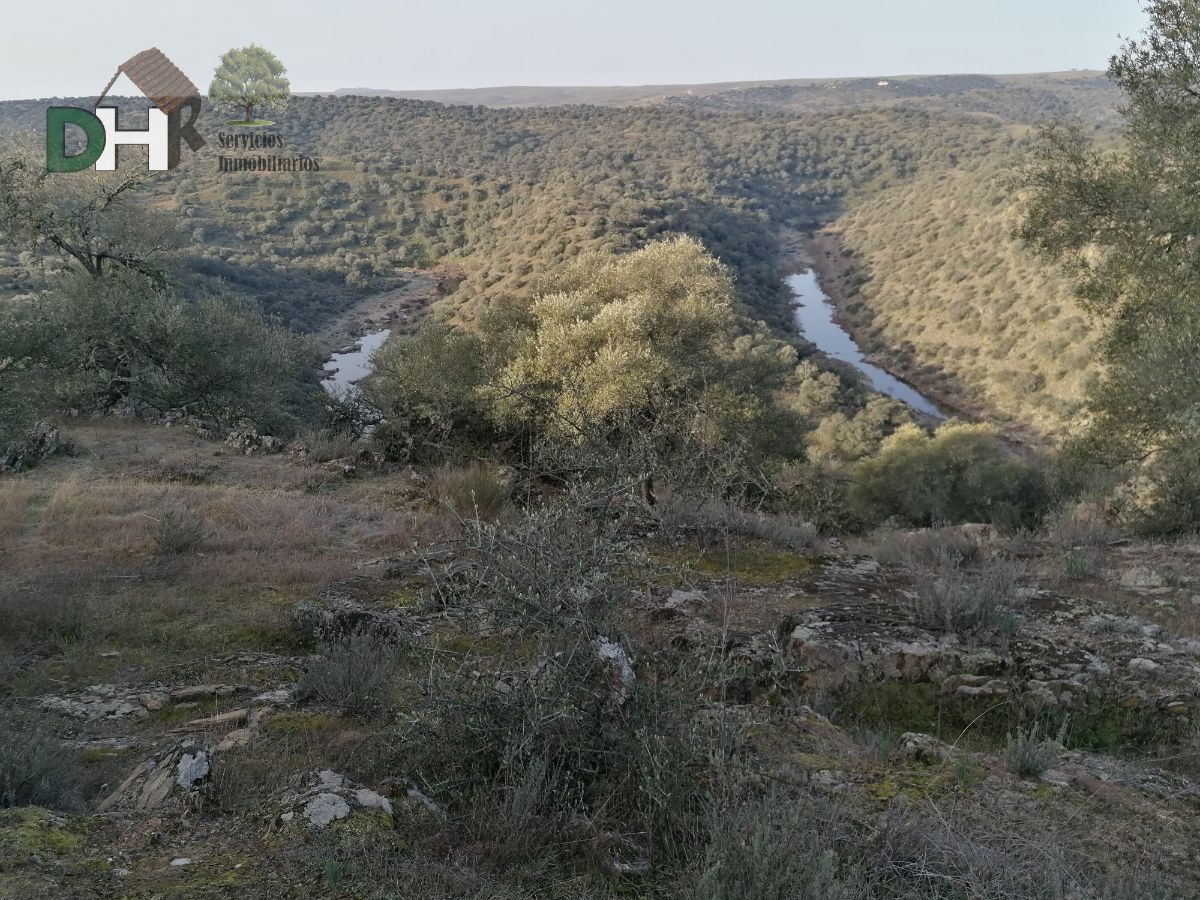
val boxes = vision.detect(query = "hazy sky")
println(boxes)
[1,0,1148,99]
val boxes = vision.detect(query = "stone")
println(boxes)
[291,594,417,644]
[303,793,351,828]
[170,858,192,867]
[175,748,211,789]
[169,684,249,703]
[892,732,956,765]
[1121,567,1167,590]
[1129,657,1161,673]
[354,788,393,813]
[183,708,248,730]
[593,637,636,710]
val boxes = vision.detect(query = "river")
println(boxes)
[321,329,391,397]
[787,271,945,419]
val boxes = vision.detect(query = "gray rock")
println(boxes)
[303,793,351,828]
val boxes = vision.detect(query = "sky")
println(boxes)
[0,0,1149,100]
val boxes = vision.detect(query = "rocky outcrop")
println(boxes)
[1,422,69,472]
[291,579,422,643]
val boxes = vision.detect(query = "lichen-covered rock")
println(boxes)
[291,580,421,643]
[276,770,394,830]
[97,739,211,812]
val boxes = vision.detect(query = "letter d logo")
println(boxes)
[46,108,106,173]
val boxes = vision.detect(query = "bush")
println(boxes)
[691,790,862,899]
[0,578,99,651]
[659,494,817,550]
[296,629,403,718]
[427,461,510,521]
[908,566,1020,637]
[871,527,981,571]
[1004,721,1065,778]
[153,504,206,555]
[850,423,1049,529]
[0,715,80,810]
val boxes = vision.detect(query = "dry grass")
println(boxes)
[0,422,457,681]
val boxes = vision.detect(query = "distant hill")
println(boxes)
[330,71,1120,125]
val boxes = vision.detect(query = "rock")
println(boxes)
[593,636,636,710]
[169,858,192,867]
[175,748,211,790]
[1,422,70,472]
[303,793,351,828]
[98,739,212,812]
[253,688,293,704]
[654,589,707,619]
[957,523,999,544]
[1129,657,1161,673]
[892,732,956,765]
[280,770,396,830]
[225,428,284,456]
[182,708,248,730]
[169,684,250,703]
[1121,567,1167,590]
[291,588,419,643]
[216,729,252,751]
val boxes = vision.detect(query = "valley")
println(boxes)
[8,15,1200,894]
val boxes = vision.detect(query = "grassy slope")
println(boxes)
[825,152,1100,437]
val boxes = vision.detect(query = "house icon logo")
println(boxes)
[46,48,206,173]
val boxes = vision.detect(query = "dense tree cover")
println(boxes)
[850,422,1049,529]
[1022,0,1200,532]
[371,238,804,493]
[672,72,1122,129]
[0,95,1010,334]
[0,151,317,445]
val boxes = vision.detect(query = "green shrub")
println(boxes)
[850,422,1049,529]
[1004,721,1065,778]
[908,566,1020,637]
[691,790,862,899]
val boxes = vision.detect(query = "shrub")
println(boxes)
[0,578,99,651]
[1004,721,1065,778]
[871,527,981,571]
[0,715,80,810]
[850,423,1049,529]
[659,495,817,550]
[427,461,510,521]
[908,566,1019,637]
[691,790,862,899]
[153,504,206,555]
[296,629,403,718]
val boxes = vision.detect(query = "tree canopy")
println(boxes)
[208,45,290,123]
[1021,0,1200,531]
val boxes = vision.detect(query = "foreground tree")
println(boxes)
[0,140,178,285]
[208,45,290,124]
[1021,0,1200,531]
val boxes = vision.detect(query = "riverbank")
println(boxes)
[317,269,440,354]
[779,227,1047,449]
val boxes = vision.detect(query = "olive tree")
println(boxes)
[1020,1,1200,531]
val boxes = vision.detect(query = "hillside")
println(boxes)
[3,422,1199,897]
[816,153,1100,437]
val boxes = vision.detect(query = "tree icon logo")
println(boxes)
[209,45,291,127]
